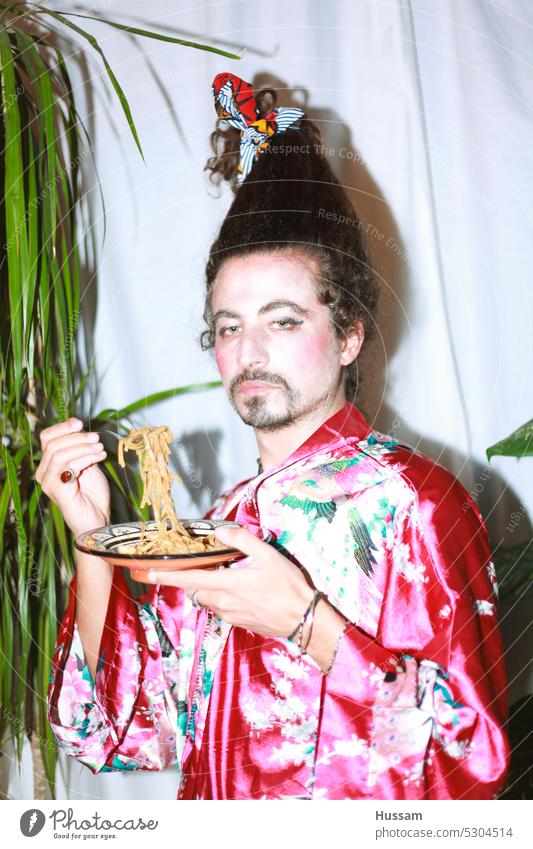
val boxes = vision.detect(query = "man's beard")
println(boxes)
[228,368,332,432]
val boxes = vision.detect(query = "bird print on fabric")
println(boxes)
[280,475,377,577]
[347,505,378,577]
[280,478,337,523]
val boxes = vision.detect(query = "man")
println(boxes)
[43,248,509,799]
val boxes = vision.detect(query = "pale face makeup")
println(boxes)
[211,251,359,433]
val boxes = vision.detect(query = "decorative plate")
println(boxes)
[75,519,242,581]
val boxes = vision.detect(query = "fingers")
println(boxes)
[36,439,106,483]
[185,588,207,607]
[37,444,107,492]
[144,529,274,588]
[34,419,111,537]
[144,573,226,616]
[44,431,101,456]
[36,416,103,484]
[184,587,235,619]
[214,524,271,557]
[38,433,103,477]
[40,417,84,449]
[144,568,228,589]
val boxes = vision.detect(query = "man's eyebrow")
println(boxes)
[212,309,240,322]
[258,300,310,317]
[212,301,310,322]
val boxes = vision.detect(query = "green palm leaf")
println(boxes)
[35,8,146,158]
[487,419,533,461]
[0,2,238,797]
[93,381,223,421]
[40,10,243,59]
[0,29,26,403]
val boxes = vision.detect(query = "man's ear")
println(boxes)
[340,321,364,366]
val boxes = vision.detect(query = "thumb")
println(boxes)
[215,524,272,556]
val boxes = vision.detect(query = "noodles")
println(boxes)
[115,425,221,555]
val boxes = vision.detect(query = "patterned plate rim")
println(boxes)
[74,519,240,561]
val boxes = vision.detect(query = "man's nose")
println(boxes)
[236,328,269,370]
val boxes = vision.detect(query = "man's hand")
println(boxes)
[142,524,314,639]
[35,418,110,537]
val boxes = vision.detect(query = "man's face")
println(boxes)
[211,251,356,431]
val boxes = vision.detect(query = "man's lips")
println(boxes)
[237,380,283,395]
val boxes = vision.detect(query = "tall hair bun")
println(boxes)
[203,74,379,401]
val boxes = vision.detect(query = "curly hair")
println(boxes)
[202,85,378,401]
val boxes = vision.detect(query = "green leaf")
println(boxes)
[0,1,237,796]
[36,535,59,793]
[50,503,71,568]
[0,30,26,402]
[102,458,146,520]
[3,444,31,754]
[35,8,145,158]
[102,458,129,499]
[4,444,30,560]
[27,483,40,530]
[92,381,223,421]
[74,365,93,403]
[40,11,243,60]
[52,46,107,246]
[51,48,79,176]
[23,133,38,376]
[51,250,68,391]
[59,229,78,398]
[38,257,52,399]
[0,475,11,559]
[492,541,533,605]
[14,37,43,376]
[15,32,58,248]
[487,419,533,461]
[0,576,14,735]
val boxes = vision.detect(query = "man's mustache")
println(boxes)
[229,369,290,396]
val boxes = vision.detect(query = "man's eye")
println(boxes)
[218,325,240,337]
[273,318,303,330]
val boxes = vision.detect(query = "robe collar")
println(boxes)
[233,402,372,530]
[259,401,371,479]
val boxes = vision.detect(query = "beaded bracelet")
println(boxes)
[323,618,349,675]
[286,593,314,642]
[299,591,323,655]
[286,589,322,648]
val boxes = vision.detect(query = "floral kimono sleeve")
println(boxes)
[313,478,510,800]
[47,566,197,775]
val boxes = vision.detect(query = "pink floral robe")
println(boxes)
[47,403,510,799]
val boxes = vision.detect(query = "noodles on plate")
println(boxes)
[115,425,222,555]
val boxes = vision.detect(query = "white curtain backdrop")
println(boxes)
[4,0,532,799]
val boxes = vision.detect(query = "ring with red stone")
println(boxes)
[60,467,77,484]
